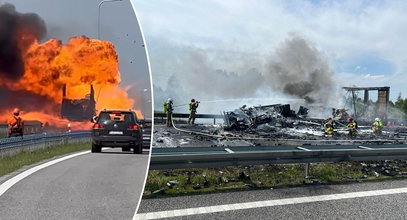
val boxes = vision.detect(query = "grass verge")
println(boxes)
[144,161,407,198]
[0,143,90,178]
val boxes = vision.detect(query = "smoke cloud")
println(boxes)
[264,35,335,105]
[183,48,264,98]
[149,39,265,112]
[153,35,338,113]
[0,3,46,80]
[0,87,58,113]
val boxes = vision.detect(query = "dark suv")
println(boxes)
[91,110,143,154]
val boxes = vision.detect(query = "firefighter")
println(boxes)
[347,117,357,137]
[163,100,168,124]
[7,108,24,138]
[163,100,167,112]
[188,99,199,125]
[372,117,383,134]
[165,98,174,127]
[324,117,334,136]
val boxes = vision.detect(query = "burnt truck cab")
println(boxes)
[91,110,143,154]
[61,84,96,121]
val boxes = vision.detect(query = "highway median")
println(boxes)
[143,161,407,198]
[0,143,90,178]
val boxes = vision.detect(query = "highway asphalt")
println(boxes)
[0,148,149,220]
[138,178,407,219]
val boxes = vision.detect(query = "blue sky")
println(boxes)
[136,0,407,111]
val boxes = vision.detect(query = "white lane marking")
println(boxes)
[358,145,372,150]
[224,148,235,154]
[0,150,92,197]
[134,187,407,219]
[127,0,155,219]
[297,146,311,151]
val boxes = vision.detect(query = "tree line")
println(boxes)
[389,93,407,118]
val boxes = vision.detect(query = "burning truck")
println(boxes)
[0,4,137,130]
[61,84,96,121]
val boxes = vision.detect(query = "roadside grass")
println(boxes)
[144,162,407,198]
[0,143,90,178]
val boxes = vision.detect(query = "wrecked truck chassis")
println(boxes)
[149,144,407,170]
[223,104,308,131]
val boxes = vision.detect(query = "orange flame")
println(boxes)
[0,36,140,130]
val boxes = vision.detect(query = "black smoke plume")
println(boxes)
[0,3,46,80]
[0,87,58,114]
[264,35,335,105]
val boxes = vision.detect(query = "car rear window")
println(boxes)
[98,112,134,123]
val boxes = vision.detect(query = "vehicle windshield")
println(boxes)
[98,112,134,124]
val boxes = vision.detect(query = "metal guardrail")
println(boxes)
[0,131,91,158]
[0,123,152,157]
[154,112,223,124]
[154,113,223,119]
[0,131,91,149]
[149,144,407,170]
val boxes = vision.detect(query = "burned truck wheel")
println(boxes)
[91,143,101,153]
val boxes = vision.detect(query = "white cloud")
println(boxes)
[363,74,385,80]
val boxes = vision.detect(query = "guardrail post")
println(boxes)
[304,163,310,178]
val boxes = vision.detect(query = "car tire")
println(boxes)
[133,143,143,154]
[132,144,137,154]
[137,143,143,154]
[122,147,131,151]
[91,143,101,153]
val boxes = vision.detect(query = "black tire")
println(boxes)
[133,143,143,154]
[91,143,101,153]
[122,147,131,151]
[137,143,143,154]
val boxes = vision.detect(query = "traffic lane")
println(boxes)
[163,194,407,220]
[0,148,149,220]
[138,178,407,213]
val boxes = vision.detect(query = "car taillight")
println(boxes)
[128,124,139,130]
[93,123,104,129]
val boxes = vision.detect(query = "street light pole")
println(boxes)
[98,0,123,39]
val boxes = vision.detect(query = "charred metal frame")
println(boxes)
[61,84,96,121]
[343,86,390,122]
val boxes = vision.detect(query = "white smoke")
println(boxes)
[151,35,341,114]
